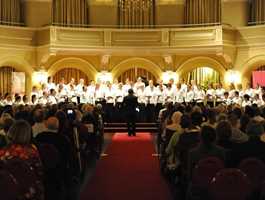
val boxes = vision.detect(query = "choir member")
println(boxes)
[185,85,195,103]
[47,76,56,91]
[145,80,157,122]
[105,82,115,122]
[76,78,85,104]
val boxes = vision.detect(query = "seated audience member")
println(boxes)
[232,120,265,165]
[35,116,77,200]
[188,126,226,178]
[32,109,47,138]
[216,120,235,150]
[165,111,183,169]
[163,111,184,148]
[0,120,44,200]
[240,114,250,133]
[0,115,14,148]
[176,113,201,176]
[228,114,249,143]
[202,109,217,128]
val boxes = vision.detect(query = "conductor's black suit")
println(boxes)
[123,90,138,136]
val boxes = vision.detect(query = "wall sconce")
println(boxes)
[225,70,241,85]
[96,71,113,83]
[162,71,179,84]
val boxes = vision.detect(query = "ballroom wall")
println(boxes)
[0,0,265,95]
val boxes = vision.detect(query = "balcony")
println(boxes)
[0,24,265,57]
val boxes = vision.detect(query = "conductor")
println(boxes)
[123,89,138,136]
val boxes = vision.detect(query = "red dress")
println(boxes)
[0,144,45,200]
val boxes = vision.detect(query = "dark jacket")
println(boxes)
[123,94,138,117]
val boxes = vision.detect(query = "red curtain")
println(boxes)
[252,71,265,88]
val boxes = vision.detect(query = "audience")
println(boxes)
[0,120,45,200]
[2,98,265,200]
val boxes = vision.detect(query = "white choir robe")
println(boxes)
[57,84,68,92]
[134,82,145,92]
[47,95,57,105]
[56,91,67,103]
[105,88,115,104]
[80,91,90,104]
[94,88,105,102]
[222,97,232,105]
[3,100,13,106]
[185,90,195,103]
[175,89,185,104]
[253,99,263,107]
[136,89,146,104]
[115,89,124,104]
[87,85,96,104]
[122,84,131,95]
[239,90,245,98]
[242,100,252,107]
[75,84,84,97]
[31,91,39,99]
[232,97,242,105]
[47,83,56,91]
[244,88,254,98]
[165,88,176,103]
[215,89,225,102]
[229,89,236,99]
[180,84,188,94]
[194,90,205,103]
[206,89,216,101]
[144,86,157,105]
[68,89,78,103]
[156,89,166,105]
[38,97,48,105]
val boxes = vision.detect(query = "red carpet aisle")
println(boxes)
[80,133,173,200]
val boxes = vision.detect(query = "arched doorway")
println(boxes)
[177,56,226,86]
[185,67,221,87]
[117,67,157,84]
[53,68,89,85]
[112,58,163,84]
[47,57,98,83]
[0,66,27,95]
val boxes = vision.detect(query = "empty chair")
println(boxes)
[192,157,225,188]
[209,168,251,200]
[239,158,265,198]
[187,157,224,200]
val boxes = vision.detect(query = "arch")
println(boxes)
[111,57,163,80]
[241,55,265,82]
[47,57,98,80]
[177,56,226,82]
[0,55,33,75]
[0,55,33,95]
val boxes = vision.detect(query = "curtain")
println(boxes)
[0,67,15,95]
[0,0,23,26]
[252,71,265,88]
[118,0,155,28]
[250,0,265,25]
[118,68,156,84]
[53,68,89,85]
[187,67,221,87]
[52,0,89,27]
[185,0,221,25]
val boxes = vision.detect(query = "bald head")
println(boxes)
[45,117,59,131]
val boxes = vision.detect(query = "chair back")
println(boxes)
[192,156,225,188]
[239,157,265,190]
[37,143,61,170]
[209,168,251,200]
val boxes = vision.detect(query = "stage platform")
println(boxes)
[104,123,158,133]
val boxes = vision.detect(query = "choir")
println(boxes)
[1,77,265,110]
